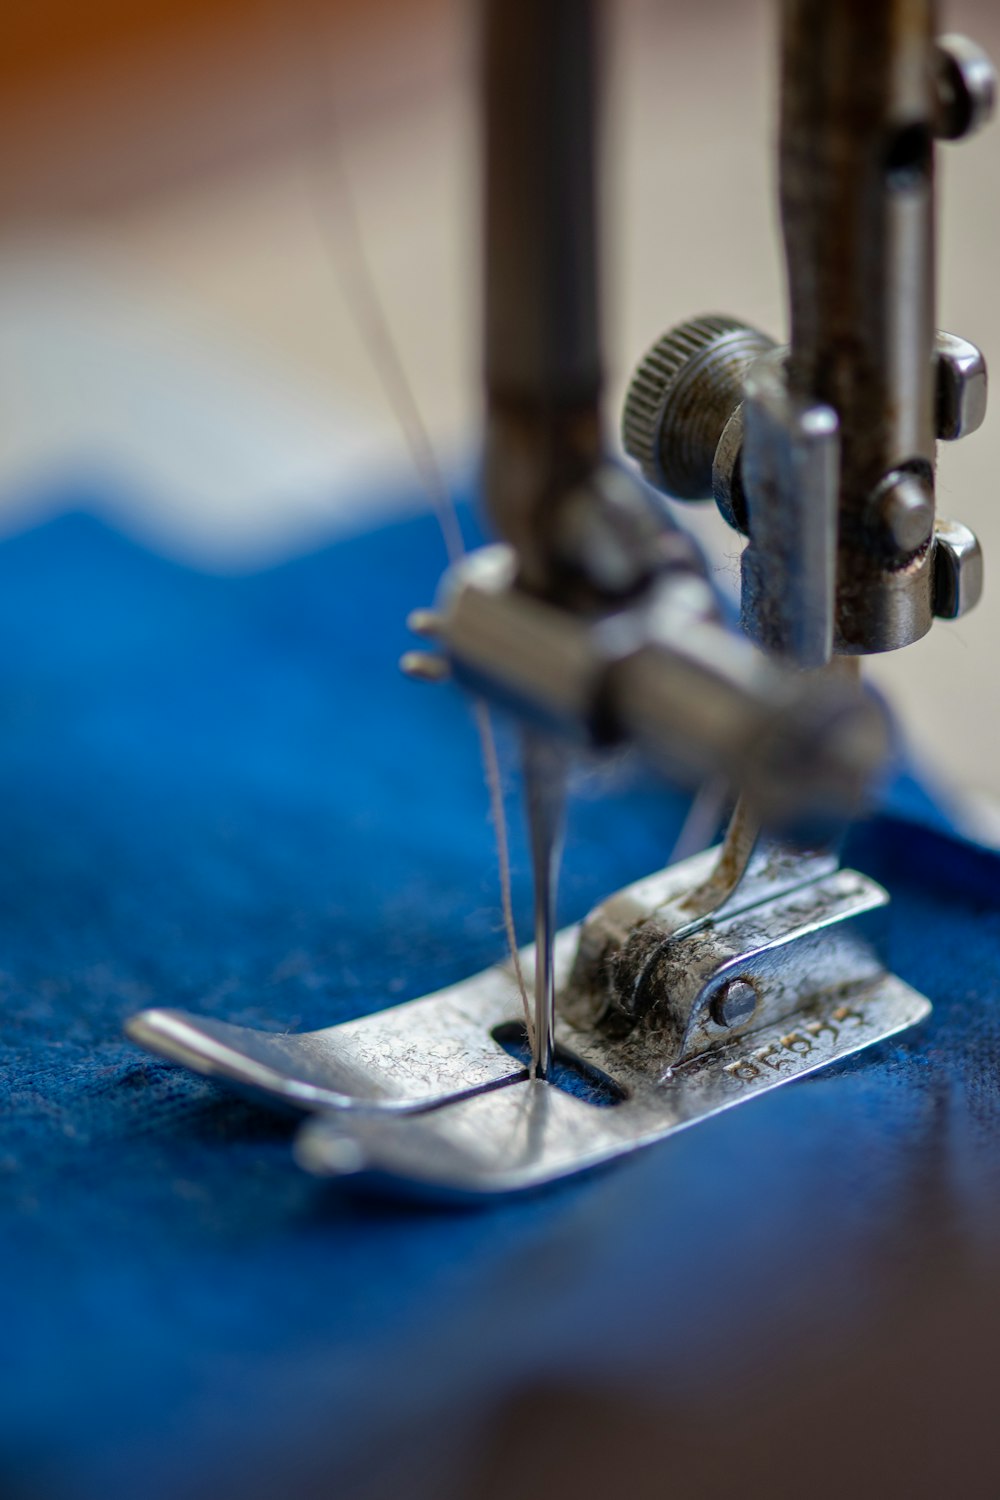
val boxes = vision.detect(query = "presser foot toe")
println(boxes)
[124,959,534,1115]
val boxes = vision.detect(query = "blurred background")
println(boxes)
[3,0,999,796]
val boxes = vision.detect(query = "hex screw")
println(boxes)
[711,978,758,1029]
[933,518,984,620]
[935,331,988,442]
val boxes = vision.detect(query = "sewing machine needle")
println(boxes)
[522,732,569,1081]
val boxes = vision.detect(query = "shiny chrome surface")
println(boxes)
[128,838,930,1196]
[935,330,989,441]
[522,732,569,1079]
[932,517,984,621]
[126,989,524,1115]
[433,544,890,826]
[294,972,929,1199]
[933,34,997,141]
[623,16,991,659]
[126,3,987,1201]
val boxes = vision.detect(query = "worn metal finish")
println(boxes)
[621,316,776,501]
[869,469,936,561]
[482,0,600,417]
[292,968,928,1200]
[522,732,569,1078]
[129,837,930,1198]
[621,18,990,660]
[740,349,838,667]
[712,979,758,1030]
[128,0,989,1202]
[432,544,889,824]
[672,794,762,924]
[779,0,939,654]
[628,868,887,1065]
[481,0,665,609]
[713,405,749,533]
[562,834,838,1032]
[126,992,523,1115]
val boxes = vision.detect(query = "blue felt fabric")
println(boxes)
[1,491,999,1499]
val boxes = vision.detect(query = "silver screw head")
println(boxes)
[711,978,758,1030]
[871,471,935,561]
[935,331,988,441]
[933,518,984,621]
[934,35,996,141]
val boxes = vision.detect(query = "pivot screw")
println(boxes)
[934,35,996,142]
[871,470,935,562]
[711,978,758,1030]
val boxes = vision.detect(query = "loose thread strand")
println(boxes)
[473,701,534,1053]
[299,73,532,1032]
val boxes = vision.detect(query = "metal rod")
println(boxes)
[779,0,938,653]
[678,793,761,922]
[480,0,604,593]
[482,0,601,408]
[522,733,568,1080]
[481,0,599,1081]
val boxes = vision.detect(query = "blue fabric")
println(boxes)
[1,493,999,1499]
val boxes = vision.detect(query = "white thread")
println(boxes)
[473,702,533,1052]
[300,92,533,1037]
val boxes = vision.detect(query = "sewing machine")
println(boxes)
[125,1,993,1198]
[6,5,1000,1497]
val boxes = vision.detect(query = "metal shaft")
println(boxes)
[522,734,568,1080]
[481,0,604,595]
[779,0,938,653]
[481,0,603,1080]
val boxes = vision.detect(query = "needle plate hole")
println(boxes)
[491,1023,626,1108]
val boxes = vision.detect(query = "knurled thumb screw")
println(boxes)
[622,314,777,528]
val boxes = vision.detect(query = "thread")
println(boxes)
[474,703,533,1052]
[298,75,533,1037]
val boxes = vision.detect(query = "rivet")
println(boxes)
[711,978,758,1029]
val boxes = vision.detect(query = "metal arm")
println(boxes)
[420,0,890,815]
[623,7,992,667]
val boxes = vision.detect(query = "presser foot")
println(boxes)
[295,974,924,1199]
[126,843,929,1198]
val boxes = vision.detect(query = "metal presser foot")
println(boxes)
[129,827,929,1199]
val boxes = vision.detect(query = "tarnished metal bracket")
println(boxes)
[295,974,925,1199]
[127,843,929,1199]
